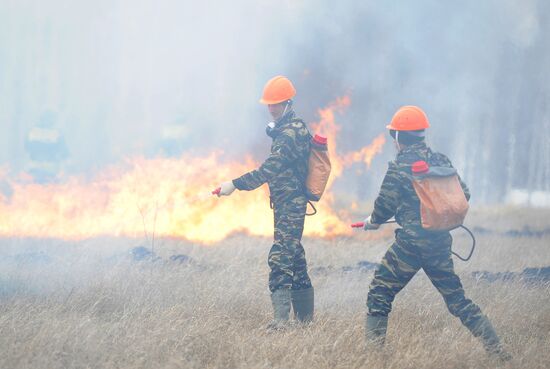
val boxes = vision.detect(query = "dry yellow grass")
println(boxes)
[1,206,549,369]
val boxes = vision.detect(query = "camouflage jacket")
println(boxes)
[370,142,470,238]
[232,110,311,205]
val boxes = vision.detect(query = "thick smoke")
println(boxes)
[0,0,548,204]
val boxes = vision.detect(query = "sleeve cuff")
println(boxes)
[370,211,389,225]
[232,178,243,191]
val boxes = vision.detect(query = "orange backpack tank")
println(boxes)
[305,134,331,202]
[410,160,469,231]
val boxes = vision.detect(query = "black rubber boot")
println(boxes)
[469,315,512,361]
[266,289,292,331]
[365,314,388,345]
[291,287,314,323]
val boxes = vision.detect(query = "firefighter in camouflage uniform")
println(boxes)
[216,76,314,329]
[25,110,69,184]
[362,106,510,360]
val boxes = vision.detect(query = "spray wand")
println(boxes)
[350,219,476,261]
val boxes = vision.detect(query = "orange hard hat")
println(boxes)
[259,76,296,105]
[386,106,430,131]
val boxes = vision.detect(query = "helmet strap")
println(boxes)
[276,100,291,124]
[282,102,289,117]
[395,130,401,151]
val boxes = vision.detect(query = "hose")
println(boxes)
[453,225,476,261]
[381,220,476,262]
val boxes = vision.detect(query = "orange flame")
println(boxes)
[311,95,351,183]
[342,133,386,169]
[0,96,386,243]
[310,95,386,176]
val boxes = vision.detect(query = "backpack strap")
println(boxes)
[306,201,317,216]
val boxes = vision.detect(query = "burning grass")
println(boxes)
[1,206,550,369]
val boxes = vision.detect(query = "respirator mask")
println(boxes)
[265,100,292,138]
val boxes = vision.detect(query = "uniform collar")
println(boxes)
[396,142,429,161]
[274,109,296,129]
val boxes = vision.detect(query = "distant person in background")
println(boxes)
[24,110,69,184]
[157,117,190,158]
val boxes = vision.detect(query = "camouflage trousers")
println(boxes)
[367,231,484,331]
[268,196,312,292]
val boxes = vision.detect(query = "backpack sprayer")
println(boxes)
[350,220,476,261]
[351,159,476,262]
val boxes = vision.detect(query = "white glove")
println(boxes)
[218,181,236,197]
[363,215,380,231]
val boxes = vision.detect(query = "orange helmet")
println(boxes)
[386,106,430,131]
[259,76,296,105]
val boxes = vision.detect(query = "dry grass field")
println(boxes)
[1,206,549,369]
